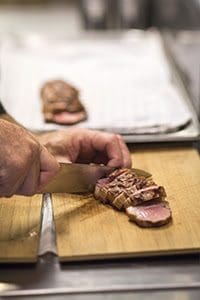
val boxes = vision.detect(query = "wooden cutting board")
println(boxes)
[53,147,200,262]
[0,195,42,263]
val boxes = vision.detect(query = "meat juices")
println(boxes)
[41,80,87,125]
[94,169,172,228]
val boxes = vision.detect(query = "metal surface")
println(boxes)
[162,30,200,120]
[0,2,199,298]
[1,282,200,297]
[1,30,199,144]
[0,253,199,298]
[41,163,151,193]
[123,30,200,144]
[1,291,200,300]
[38,194,57,256]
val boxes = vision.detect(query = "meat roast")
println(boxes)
[94,169,172,228]
[41,80,87,125]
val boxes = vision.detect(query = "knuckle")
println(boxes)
[20,141,40,168]
[116,134,123,141]
[109,133,118,143]
[115,158,122,165]
[125,158,132,168]
[28,139,40,158]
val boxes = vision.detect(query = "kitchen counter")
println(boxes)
[0,4,199,299]
[0,145,200,299]
[0,253,200,299]
[162,30,200,120]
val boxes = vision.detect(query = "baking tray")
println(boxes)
[0,30,199,143]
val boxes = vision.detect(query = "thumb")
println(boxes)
[39,146,60,189]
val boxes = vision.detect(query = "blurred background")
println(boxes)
[0,0,199,34]
[0,0,199,133]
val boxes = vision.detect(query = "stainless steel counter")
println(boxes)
[0,4,199,299]
[0,253,200,298]
[162,30,200,119]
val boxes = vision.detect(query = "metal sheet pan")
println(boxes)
[0,30,199,143]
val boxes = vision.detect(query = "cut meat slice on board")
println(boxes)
[40,79,87,125]
[126,200,172,227]
[94,168,166,208]
[52,148,200,261]
[94,168,172,228]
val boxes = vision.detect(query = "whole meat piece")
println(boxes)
[94,168,172,228]
[41,80,87,125]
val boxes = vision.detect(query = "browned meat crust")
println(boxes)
[94,169,166,210]
[94,168,172,228]
[40,80,87,124]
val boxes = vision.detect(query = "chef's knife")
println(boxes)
[40,163,151,194]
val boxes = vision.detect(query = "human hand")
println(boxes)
[0,120,59,197]
[38,128,132,168]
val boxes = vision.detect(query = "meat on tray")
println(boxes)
[40,80,87,125]
[94,169,172,228]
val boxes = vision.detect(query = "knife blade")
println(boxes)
[40,163,151,194]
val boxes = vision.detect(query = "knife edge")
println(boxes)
[40,163,151,194]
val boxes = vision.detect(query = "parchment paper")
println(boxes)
[0,32,192,134]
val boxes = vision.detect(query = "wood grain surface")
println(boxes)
[53,147,200,262]
[0,195,42,263]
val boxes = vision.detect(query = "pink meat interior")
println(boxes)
[126,201,170,222]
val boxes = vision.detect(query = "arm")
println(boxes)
[0,102,131,188]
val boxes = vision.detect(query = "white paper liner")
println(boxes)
[0,32,192,134]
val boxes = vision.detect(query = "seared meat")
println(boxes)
[94,169,166,209]
[126,200,172,227]
[94,168,172,228]
[41,80,87,125]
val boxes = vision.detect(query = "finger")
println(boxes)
[16,158,40,196]
[92,132,123,168]
[38,146,60,189]
[106,137,123,167]
[116,135,132,168]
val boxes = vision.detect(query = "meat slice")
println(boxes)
[94,168,166,209]
[94,168,172,228]
[40,80,87,125]
[126,200,172,227]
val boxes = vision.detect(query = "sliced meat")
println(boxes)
[94,168,172,228]
[41,80,87,125]
[126,200,172,227]
[94,168,166,209]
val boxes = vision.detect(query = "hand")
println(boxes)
[0,120,59,197]
[38,128,132,168]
